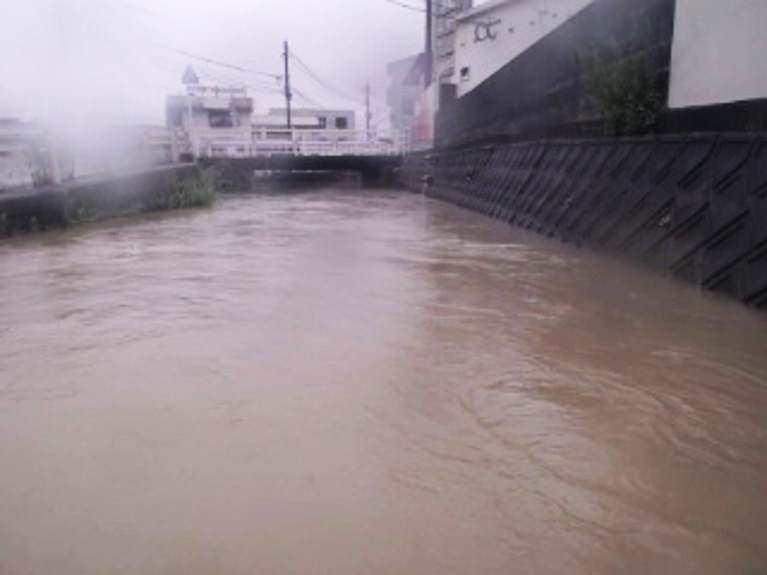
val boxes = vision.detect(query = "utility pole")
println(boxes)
[365,82,372,141]
[425,0,433,87]
[283,40,292,129]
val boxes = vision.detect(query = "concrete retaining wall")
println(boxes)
[0,164,200,238]
[401,135,767,309]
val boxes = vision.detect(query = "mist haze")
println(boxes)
[3,1,767,574]
[0,0,425,131]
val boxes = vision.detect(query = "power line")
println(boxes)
[60,1,283,83]
[289,50,363,105]
[381,0,426,13]
[151,42,282,80]
[158,50,281,89]
[196,70,283,95]
[292,87,324,109]
[150,53,283,98]
[109,0,164,20]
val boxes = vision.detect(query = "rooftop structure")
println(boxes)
[166,85,255,131]
[163,68,402,158]
[165,70,256,158]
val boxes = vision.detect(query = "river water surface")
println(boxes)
[1,189,766,575]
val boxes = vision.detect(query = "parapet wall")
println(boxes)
[0,164,201,237]
[400,135,767,309]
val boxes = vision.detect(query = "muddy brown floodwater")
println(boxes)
[1,189,766,575]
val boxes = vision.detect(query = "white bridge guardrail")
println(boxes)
[1,123,411,190]
[189,128,411,159]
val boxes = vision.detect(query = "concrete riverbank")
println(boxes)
[0,154,403,239]
[400,134,767,309]
[0,164,208,237]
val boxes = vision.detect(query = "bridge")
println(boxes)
[198,154,403,190]
[0,121,408,195]
[187,125,407,189]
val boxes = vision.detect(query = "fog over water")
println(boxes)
[1,190,766,575]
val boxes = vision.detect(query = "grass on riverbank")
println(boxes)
[0,167,220,240]
[162,168,218,209]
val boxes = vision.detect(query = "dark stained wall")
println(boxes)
[400,134,767,310]
[435,0,676,148]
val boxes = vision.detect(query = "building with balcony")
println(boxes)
[165,82,255,157]
[164,69,399,157]
[166,85,255,131]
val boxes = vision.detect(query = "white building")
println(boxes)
[253,108,355,132]
[452,0,593,97]
[668,0,767,108]
[166,83,255,157]
[165,68,403,157]
[166,83,363,157]
[251,108,358,155]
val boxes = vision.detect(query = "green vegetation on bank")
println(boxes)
[580,48,662,137]
[0,166,219,239]
[578,13,665,137]
[161,167,218,209]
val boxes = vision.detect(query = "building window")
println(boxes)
[460,66,470,82]
[335,117,349,130]
[168,108,183,127]
[318,116,327,129]
[208,111,234,128]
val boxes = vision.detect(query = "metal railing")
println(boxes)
[0,122,412,190]
[190,127,411,159]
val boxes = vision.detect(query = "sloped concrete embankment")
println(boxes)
[401,136,767,309]
[0,164,203,238]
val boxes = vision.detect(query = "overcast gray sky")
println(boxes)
[0,0,426,130]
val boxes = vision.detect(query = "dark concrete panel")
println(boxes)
[400,134,767,310]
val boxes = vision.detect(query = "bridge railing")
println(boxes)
[188,127,410,159]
